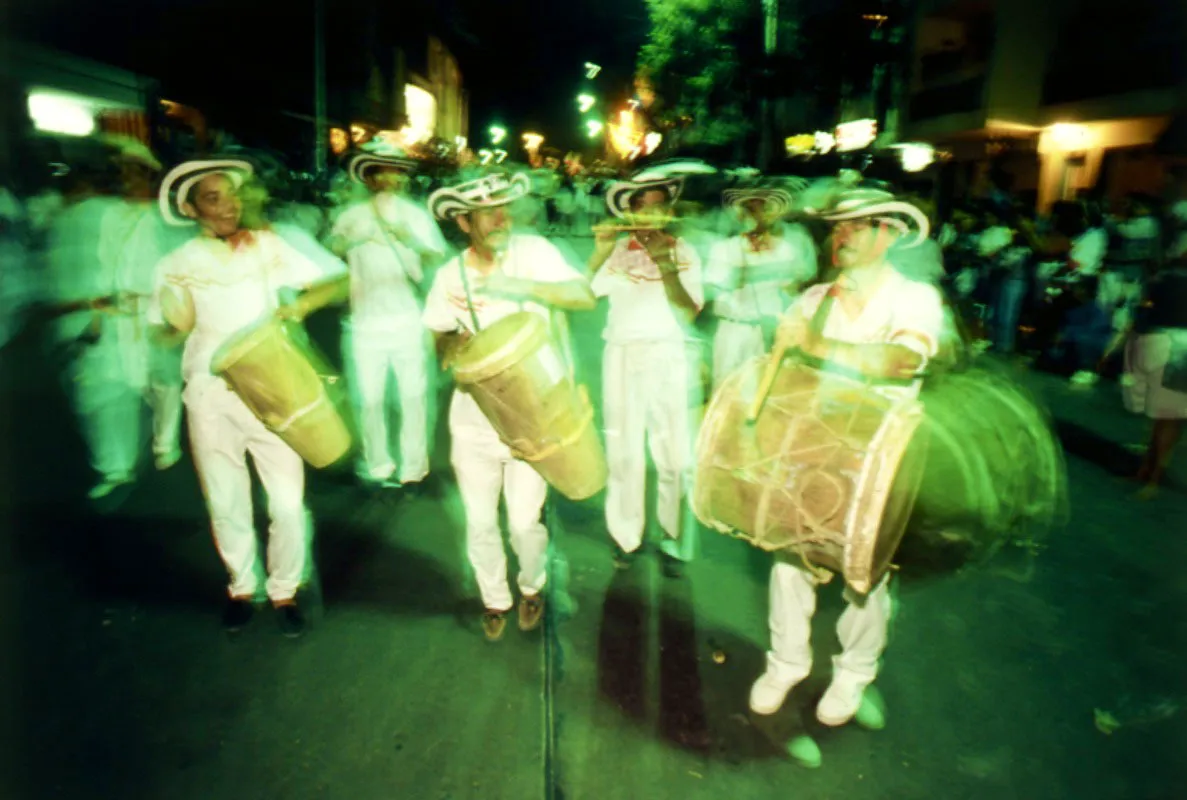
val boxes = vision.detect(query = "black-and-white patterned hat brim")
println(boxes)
[158,159,254,227]
[428,172,532,220]
[604,178,683,219]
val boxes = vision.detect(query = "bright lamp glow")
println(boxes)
[1047,122,1091,151]
[586,120,603,138]
[489,125,507,145]
[584,62,601,79]
[403,84,437,144]
[892,143,936,172]
[522,132,544,151]
[835,119,878,152]
[27,91,96,136]
[577,94,596,113]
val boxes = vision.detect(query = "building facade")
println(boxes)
[903,0,1186,210]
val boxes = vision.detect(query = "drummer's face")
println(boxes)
[832,219,895,269]
[368,167,408,194]
[187,174,242,237]
[459,206,511,252]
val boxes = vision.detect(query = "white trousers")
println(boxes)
[449,391,549,612]
[69,337,183,482]
[603,339,698,560]
[344,322,431,483]
[713,320,765,389]
[186,382,310,603]
[766,558,893,688]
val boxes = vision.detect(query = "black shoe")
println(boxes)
[661,553,685,579]
[276,603,306,638]
[613,545,638,570]
[221,598,254,633]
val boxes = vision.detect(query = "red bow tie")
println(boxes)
[219,230,256,251]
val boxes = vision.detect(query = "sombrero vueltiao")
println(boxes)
[722,186,795,217]
[604,177,683,219]
[801,183,930,247]
[158,159,253,227]
[428,172,532,221]
[347,150,419,185]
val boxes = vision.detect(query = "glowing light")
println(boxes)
[586,120,603,138]
[478,149,494,165]
[493,149,508,164]
[642,132,662,155]
[835,119,878,152]
[785,134,816,155]
[577,94,596,114]
[522,132,544,151]
[455,135,467,151]
[329,128,349,155]
[814,131,836,153]
[489,125,507,145]
[584,62,601,79]
[1047,122,1091,151]
[27,91,96,136]
[890,142,936,172]
[403,84,437,144]
[350,124,370,144]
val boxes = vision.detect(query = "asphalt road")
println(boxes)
[1,266,1185,800]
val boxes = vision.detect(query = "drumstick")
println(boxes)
[747,342,788,423]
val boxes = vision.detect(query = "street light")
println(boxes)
[489,125,507,145]
[577,94,596,114]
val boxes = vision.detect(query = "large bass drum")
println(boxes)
[211,318,352,468]
[692,357,928,594]
[902,363,1067,570]
[451,311,607,501]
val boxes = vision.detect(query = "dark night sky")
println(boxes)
[7,0,649,155]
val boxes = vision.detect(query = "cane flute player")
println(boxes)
[421,172,595,642]
[588,174,705,578]
[749,184,945,727]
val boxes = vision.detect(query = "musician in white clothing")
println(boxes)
[328,150,446,489]
[705,184,818,387]
[750,185,945,729]
[588,175,704,578]
[148,160,348,637]
[422,172,595,642]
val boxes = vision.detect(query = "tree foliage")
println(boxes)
[638,0,763,149]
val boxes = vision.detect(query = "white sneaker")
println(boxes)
[816,677,866,727]
[749,668,807,715]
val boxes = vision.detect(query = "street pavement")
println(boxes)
[2,248,1186,799]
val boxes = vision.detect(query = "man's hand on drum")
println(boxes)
[773,313,809,353]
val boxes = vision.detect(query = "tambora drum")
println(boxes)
[211,318,352,468]
[692,357,927,594]
[451,311,607,501]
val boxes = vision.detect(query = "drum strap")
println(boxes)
[458,254,485,334]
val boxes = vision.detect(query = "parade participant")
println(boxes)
[705,183,817,387]
[422,172,595,641]
[588,174,704,578]
[749,184,945,727]
[328,147,446,490]
[148,160,348,637]
[47,161,136,499]
[99,138,187,472]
